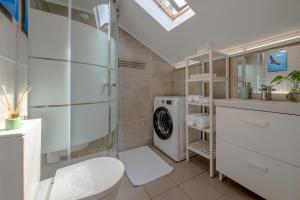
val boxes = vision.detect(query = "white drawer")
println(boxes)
[216,106,300,167]
[216,140,300,200]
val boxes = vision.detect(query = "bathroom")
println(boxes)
[0,0,299,199]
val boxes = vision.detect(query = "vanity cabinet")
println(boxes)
[215,100,300,200]
[0,119,41,200]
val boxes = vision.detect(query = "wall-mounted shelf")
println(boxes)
[185,50,229,178]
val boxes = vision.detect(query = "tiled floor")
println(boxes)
[116,145,265,200]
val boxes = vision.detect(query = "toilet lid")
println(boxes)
[49,157,124,200]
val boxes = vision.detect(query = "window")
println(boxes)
[135,0,195,31]
[154,0,190,20]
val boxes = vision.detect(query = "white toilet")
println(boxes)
[41,157,124,200]
[0,119,124,200]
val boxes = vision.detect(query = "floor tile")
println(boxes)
[200,173,265,200]
[148,145,178,167]
[144,175,176,198]
[153,187,190,200]
[190,156,210,170]
[176,157,207,175]
[198,171,232,193]
[116,174,150,200]
[198,172,265,200]
[218,191,261,200]
[221,186,265,200]
[168,163,197,185]
[117,145,264,200]
[180,176,224,200]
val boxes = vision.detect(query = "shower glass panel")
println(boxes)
[109,0,119,158]
[69,0,110,161]
[28,0,118,180]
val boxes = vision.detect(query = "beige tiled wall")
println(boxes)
[119,29,175,151]
[0,11,28,120]
[174,68,185,96]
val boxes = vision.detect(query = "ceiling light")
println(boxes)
[174,31,300,69]
[223,31,300,56]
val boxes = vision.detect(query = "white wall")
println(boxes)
[0,10,28,120]
[264,45,300,93]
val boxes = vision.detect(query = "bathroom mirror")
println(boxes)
[230,43,300,100]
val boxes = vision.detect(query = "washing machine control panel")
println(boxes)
[166,100,172,105]
[160,100,173,105]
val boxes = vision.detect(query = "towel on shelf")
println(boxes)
[192,95,210,104]
[192,95,203,102]
[187,113,204,120]
[194,115,216,128]
[187,119,195,127]
[187,95,194,102]
[187,113,216,129]
[199,99,210,105]
[194,114,210,129]
[187,95,210,105]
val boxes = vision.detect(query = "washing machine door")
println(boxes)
[153,107,173,140]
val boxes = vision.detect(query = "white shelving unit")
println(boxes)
[185,50,229,177]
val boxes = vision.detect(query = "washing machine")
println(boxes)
[153,96,186,161]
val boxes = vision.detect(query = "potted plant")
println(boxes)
[1,85,32,130]
[271,70,300,102]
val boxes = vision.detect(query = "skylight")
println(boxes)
[154,0,190,20]
[135,0,195,31]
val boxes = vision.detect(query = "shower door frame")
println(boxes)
[107,0,119,157]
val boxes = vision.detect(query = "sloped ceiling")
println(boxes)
[119,0,300,65]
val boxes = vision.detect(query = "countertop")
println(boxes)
[0,119,41,139]
[215,99,300,116]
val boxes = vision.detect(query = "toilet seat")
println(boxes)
[48,157,124,200]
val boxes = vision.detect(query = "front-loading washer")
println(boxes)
[153,96,186,161]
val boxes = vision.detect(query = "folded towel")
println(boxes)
[186,120,195,127]
[187,95,210,105]
[192,95,209,103]
[187,95,194,102]
[187,113,216,129]
[198,99,210,105]
[192,95,201,102]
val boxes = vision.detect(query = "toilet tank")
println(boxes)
[0,119,41,200]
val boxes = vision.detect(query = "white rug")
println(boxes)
[119,146,174,186]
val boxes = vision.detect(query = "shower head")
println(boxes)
[94,4,109,32]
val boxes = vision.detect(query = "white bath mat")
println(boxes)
[119,146,174,186]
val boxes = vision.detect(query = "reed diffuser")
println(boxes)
[1,85,32,130]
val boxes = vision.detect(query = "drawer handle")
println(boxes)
[244,119,269,127]
[245,159,269,173]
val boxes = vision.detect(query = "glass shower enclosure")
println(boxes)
[28,0,119,179]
